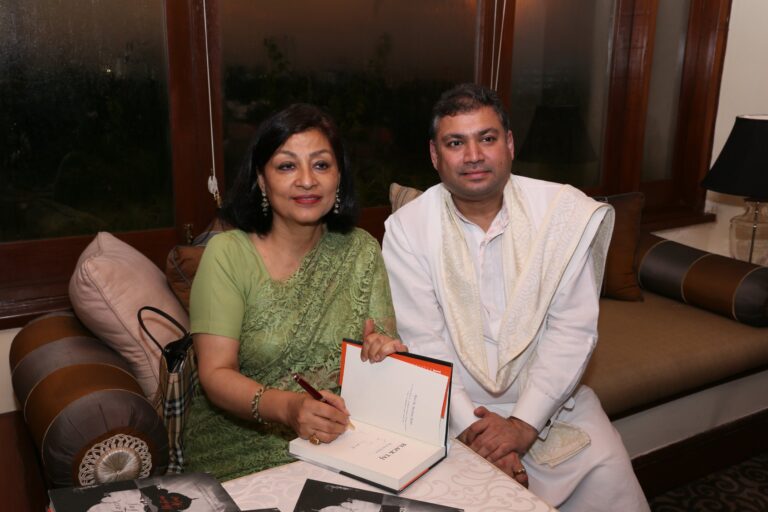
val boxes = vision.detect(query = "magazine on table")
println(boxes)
[47,472,239,511]
[289,339,453,493]
[293,478,463,512]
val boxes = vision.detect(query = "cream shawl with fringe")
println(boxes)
[439,178,614,394]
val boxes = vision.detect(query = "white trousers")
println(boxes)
[522,386,650,512]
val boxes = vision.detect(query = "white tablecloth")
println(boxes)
[223,441,556,512]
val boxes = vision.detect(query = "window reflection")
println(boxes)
[507,0,615,188]
[0,1,173,242]
[220,0,477,207]
[641,0,691,182]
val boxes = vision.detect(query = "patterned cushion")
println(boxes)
[637,234,768,326]
[165,219,229,311]
[166,246,206,311]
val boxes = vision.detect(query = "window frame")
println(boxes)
[0,0,731,327]
[0,0,222,328]
[600,0,731,229]
[489,0,730,228]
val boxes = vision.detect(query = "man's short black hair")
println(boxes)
[429,83,510,140]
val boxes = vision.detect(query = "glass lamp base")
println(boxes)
[730,200,768,266]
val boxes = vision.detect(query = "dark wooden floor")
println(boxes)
[0,411,48,512]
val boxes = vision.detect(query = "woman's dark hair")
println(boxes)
[219,103,359,235]
[429,83,510,140]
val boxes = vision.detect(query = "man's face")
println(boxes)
[430,106,514,206]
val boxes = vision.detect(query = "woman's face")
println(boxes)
[258,128,341,230]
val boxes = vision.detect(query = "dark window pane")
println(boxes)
[507,0,615,188]
[641,0,691,182]
[220,0,477,206]
[0,1,173,242]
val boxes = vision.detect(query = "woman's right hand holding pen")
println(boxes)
[261,386,351,444]
[194,333,350,444]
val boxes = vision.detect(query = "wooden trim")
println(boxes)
[0,229,179,329]
[0,411,48,511]
[634,407,768,498]
[601,0,658,194]
[165,0,222,235]
[640,210,715,232]
[669,0,731,213]
[477,0,516,109]
[476,0,495,86]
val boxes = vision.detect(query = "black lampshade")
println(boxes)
[701,115,768,200]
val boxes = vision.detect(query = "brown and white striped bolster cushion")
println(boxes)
[636,234,768,327]
[10,311,168,487]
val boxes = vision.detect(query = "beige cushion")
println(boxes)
[69,232,189,397]
[389,182,423,212]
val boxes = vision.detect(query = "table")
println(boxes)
[223,441,556,512]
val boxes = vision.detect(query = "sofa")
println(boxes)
[8,187,768,498]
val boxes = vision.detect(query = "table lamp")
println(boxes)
[701,115,768,265]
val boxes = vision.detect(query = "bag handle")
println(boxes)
[137,306,190,353]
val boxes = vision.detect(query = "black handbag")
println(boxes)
[137,306,198,473]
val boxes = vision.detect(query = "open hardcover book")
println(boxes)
[289,339,453,493]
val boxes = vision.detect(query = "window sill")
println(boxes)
[0,276,71,329]
[641,210,716,232]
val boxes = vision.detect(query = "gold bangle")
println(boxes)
[250,386,268,424]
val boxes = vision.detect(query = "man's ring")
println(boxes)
[513,467,526,477]
[309,434,321,445]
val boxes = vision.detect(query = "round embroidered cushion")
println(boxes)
[10,312,169,487]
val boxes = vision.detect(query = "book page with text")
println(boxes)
[292,421,443,481]
[340,343,449,445]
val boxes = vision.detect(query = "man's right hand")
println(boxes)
[458,407,537,487]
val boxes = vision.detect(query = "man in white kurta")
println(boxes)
[378,84,648,511]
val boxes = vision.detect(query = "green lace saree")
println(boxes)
[183,228,396,481]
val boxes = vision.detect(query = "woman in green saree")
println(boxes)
[183,104,406,481]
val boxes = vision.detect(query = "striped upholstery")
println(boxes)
[10,312,168,487]
[389,182,423,212]
[637,234,768,326]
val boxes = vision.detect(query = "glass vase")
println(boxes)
[730,200,768,266]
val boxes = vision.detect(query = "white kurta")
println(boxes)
[382,175,649,512]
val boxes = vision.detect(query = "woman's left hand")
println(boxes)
[360,318,408,363]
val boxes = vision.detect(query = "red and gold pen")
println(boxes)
[292,373,355,430]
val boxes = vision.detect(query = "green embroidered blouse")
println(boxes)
[183,228,396,481]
